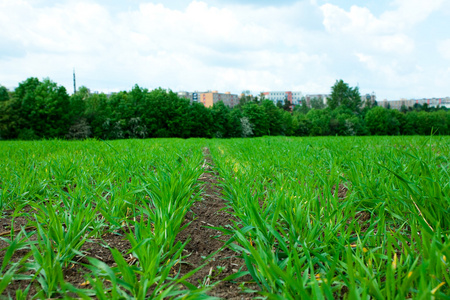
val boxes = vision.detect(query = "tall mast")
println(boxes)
[73,69,77,94]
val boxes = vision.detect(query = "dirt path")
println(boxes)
[176,147,256,299]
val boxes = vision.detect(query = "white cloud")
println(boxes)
[375,34,414,54]
[321,5,382,34]
[0,0,331,94]
[355,53,397,78]
[0,0,448,99]
[381,0,444,30]
[321,0,444,34]
[320,0,446,56]
[320,3,416,55]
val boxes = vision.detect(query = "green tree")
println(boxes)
[0,87,11,139]
[211,101,229,138]
[5,77,71,139]
[66,86,91,139]
[293,113,311,136]
[412,103,422,111]
[0,86,9,102]
[400,105,408,114]
[229,109,244,137]
[136,88,193,138]
[13,77,41,138]
[139,88,172,138]
[242,102,268,137]
[188,102,213,138]
[404,111,419,135]
[294,97,310,115]
[282,98,291,111]
[239,93,260,107]
[69,86,88,120]
[280,110,294,136]
[88,93,110,138]
[328,80,362,112]
[306,109,331,136]
[165,92,191,138]
[413,111,448,135]
[346,116,368,136]
[330,105,368,136]
[330,106,354,135]
[362,94,376,109]
[262,100,282,135]
[390,109,408,135]
[310,97,325,110]
[66,118,91,140]
[365,106,400,135]
[33,79,72,138]
[365,106,388,135]
[211,101,240,138]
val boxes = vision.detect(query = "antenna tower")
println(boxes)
[73,69,77,94]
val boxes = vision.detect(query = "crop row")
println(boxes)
[1,136,449,299]
[0,139,212,299]
[208,136,450,299]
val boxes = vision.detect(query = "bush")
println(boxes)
[18,128,39,140]
[66,118,92,140]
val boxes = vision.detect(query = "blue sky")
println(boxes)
[0,0,449,100]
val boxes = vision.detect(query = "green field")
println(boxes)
[1,136,449,299]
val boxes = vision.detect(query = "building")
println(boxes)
[199,91,238,108]
[262,91,303,105]
[304,93,375,108]
[361,93,377,107]
[177,91,199,104]
[304,94,330,107]
[382,97,450,110]
[260,91,378,109]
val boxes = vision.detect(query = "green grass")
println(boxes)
[1,136,449,299]
[208,136,450,299]
[0,138,210,298]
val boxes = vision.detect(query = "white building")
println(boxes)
[262,91,303,105]
[382,97,450,110]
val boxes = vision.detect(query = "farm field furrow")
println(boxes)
[0,136,449,299]
[174,148,257,299]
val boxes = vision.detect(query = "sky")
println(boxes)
[0,0,449,100]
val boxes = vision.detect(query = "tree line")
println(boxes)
[0,78,449,140]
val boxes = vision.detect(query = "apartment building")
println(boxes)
[199,91,239,108]
[177,91,199,104]
[360,93,377,108]
[382,97,450,110]
[304,93,375,108]
[262,91,303,105]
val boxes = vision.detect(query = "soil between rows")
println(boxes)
[175,147,256,299]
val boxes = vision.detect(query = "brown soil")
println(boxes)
[0,216,132,298]
[331,183,349,200]
[175,147,257,299]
